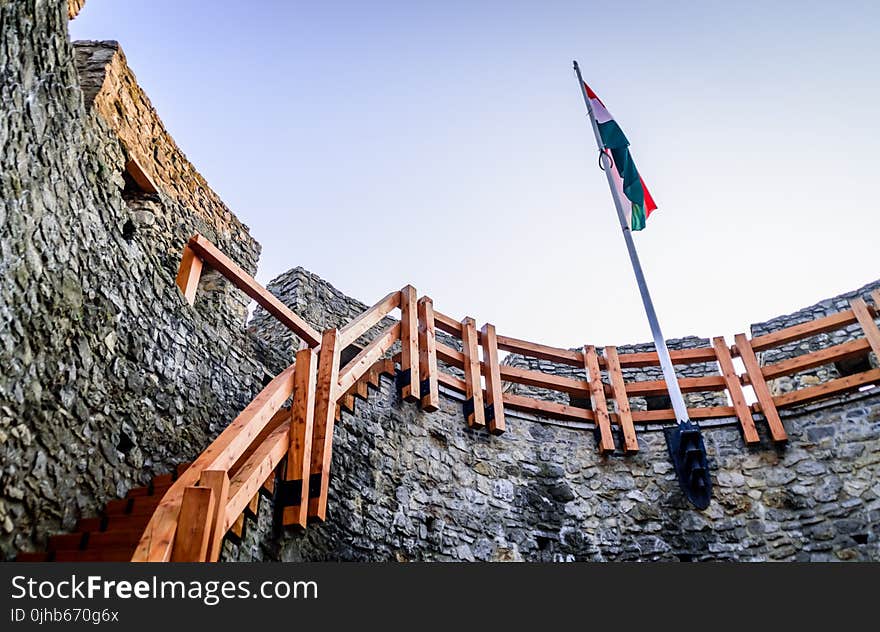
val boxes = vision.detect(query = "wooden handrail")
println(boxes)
[338,290,401,348]
[337,322,401,393]
[132,362,298,562]
[184,234,321,347]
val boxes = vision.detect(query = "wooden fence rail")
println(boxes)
[135,235,880,561]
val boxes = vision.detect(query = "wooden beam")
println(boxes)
[503,392,594,423]
[337,323,401,394]
[481,323,506,435]
[747,309,858,353]
[187,234,321,346]
[436,342,464,368]
[733,333,787,442]
[461,317,485,429]
[630,406,737,422]
[284,347,317,527]
[583,345,615,453]
[399,285,420,402]
[712,337,759,444]
[337,290,401,348]
[170,487,214,562]
[610,347,718,368]
[623,375,727,396]
[603,346,638,452]
[175,245,203,305]
[499,364,601,397]
[225,421,289,531]
[433,310,463,337]
[199,469,230,562]
[418,297,440,412]
[850,297,880,360]
[310,328,342,521]
[495,335,584,367]
[772,368,880,408]
[125,158,158,194]
[437,370,467,394]
[756,338,871,381]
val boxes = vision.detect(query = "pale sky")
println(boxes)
[71,0,880,350]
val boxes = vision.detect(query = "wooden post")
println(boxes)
[418,297,440,412]
[850,297,880,360]
[712,336,760,444]
[461,317,486,429]
[603,346,638,452]
[175,245,203,305]
[310,329,341,521]
[480,323,506,435]
[198,469,230,562]
[733,333,787,442]
[284,347,317,527]
[399,286,420,402]
[170,486,214,562]
[583,345,616,453]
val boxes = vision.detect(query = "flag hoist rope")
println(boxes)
[573,60,690,425]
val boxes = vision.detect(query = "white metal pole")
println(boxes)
[573,60,689,425]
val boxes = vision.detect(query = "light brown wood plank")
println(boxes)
[495,335,584,367]
[418,297,440,412]
[604,346,638,452]
[584,345,615,453]
[399,285,420,402]
[461,317,485,429]
[756,338,871,380]
[480,323,506,435]
[771,368,880,408]
[850,297,880,360]
[337,323,401,394]
[611,347,718,368]
[337,290,401,348]
[630,406,737,422]
[623,375,727,396]
[310,328,342,521]
[437,370,467,393]
[733,333,787,442]
[187,234,321,346]
[712,336,759,444]
[225,421,290,531]
[747,309,858,353]
[433,310,463,337]
[199,469,230,563]
[502,392,594,423]
[436,342,464,368]
[175,245,203,306]
[171,486,214,562]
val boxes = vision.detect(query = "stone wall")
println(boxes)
[226,268,880,562]
[0,1,275,559]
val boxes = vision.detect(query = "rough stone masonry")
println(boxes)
[2,1,878,562]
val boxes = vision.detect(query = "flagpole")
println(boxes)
[573,60,690,425]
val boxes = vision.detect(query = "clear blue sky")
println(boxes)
[71,0,880,349]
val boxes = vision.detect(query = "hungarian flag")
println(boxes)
[584,83,657,231]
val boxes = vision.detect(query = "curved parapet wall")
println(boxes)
[224,270,880,562]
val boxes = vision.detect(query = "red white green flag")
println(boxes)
[584,83,657,230]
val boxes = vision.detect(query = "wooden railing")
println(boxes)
[135,234,880,561]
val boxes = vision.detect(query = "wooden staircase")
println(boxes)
[15,357,396,563]
[16,464,190,562]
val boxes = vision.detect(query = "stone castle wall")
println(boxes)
[0,0,278,559]
[226,269,880,562]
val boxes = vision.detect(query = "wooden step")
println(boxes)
[104,494,164,516]
[126,482,171,499]
[75,513,150,534]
